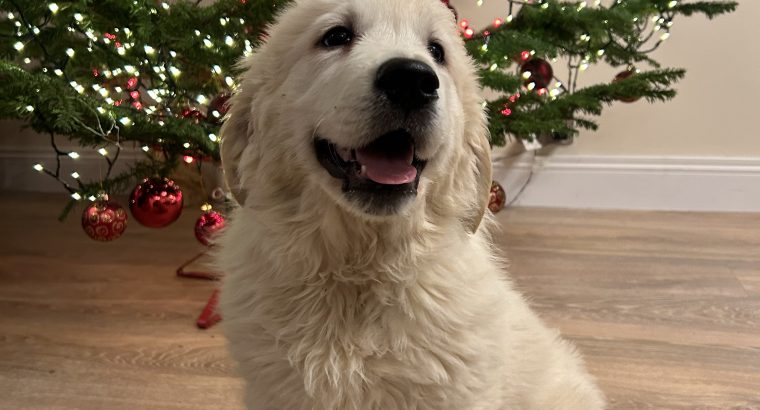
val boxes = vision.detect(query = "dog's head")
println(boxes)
[222,0,491,233]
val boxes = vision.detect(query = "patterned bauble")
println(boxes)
[82,198,127,241]
[194,208,226,246]
[129,178,183,228]
[520,58,554,89]
[612,69,641,103]
[488,180,507,213]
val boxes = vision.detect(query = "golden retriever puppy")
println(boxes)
[216,0,605,408]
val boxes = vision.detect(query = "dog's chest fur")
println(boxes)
[219,208,515,409]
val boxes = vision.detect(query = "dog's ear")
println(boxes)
[463,115,492,234]
[220,89,252,205]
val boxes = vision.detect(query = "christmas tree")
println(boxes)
[0,0,736,234]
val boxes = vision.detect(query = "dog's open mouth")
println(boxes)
[314,130,427,211]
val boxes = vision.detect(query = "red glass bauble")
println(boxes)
[612,69,641,103]
[488,180,507,213]
[82,200,127,241]
[129,178,183,228]
[194,211,226,246]
[181,107,206,123]
[520,58,553,89]
[207,93,231,122]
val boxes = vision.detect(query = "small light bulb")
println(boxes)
[660,32,671,41]
[33,164,44,172]
[98,148,109,156]
[208,134,218,142]
[74,13,83,22]
[48,3,59,13]
[668,0,678,8]
[144,45,155,55]
[196,94,208,104]
[220,18,227,26]
[119,117,132,126]
[68,152,80,159]
[212,65,222,74]
[161,2,170,9]
[25,105,34,112]
[489,63,498,71]
[522,71,532,80]
[142,146,150,152]
[66,48,75,57]
[13,42,24,51]
[71,192,82,201]
[88,195,97,201]
[23,58,31,64]
[225,76,235,87]
[183,142,191,149]
[71,172,80,179]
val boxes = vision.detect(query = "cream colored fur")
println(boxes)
[216,0,606,408]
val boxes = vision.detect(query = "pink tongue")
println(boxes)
[356,146,417,185]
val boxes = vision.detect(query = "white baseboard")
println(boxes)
[3,147,759,212]
[494,154,760,212]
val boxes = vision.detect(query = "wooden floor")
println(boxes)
[1,193,759,409]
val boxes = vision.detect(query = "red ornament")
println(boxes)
[81,199,127,241]
[129,178,183,228]
[181,107,206,123]
[488,180,507,213]
[195,210,226,246]
[207,93,231,122]
[520,58,553,89]
[613,69,641,103]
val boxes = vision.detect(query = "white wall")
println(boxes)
[452,0,759,157]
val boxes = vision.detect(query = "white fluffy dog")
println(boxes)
[216,0,605,408]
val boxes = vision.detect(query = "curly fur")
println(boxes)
[216,0,606,408]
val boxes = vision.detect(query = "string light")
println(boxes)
[142,146,150,152]
[98,148,109,156]
[66,48,75,57]
[71,172,80,179]
[48,3,59,14]
[33,164,44,172]
[13,42,24,51]
[25,105,34,112]
[68,152,80,159]
[208,133,218,142]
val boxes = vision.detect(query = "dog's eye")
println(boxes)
[321,26,353,47]
[428,42,445,64]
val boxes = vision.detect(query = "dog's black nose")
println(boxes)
[375,58,439,111]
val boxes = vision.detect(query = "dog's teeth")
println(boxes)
[337,147,351,162]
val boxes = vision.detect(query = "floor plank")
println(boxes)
[1,193,758,409]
